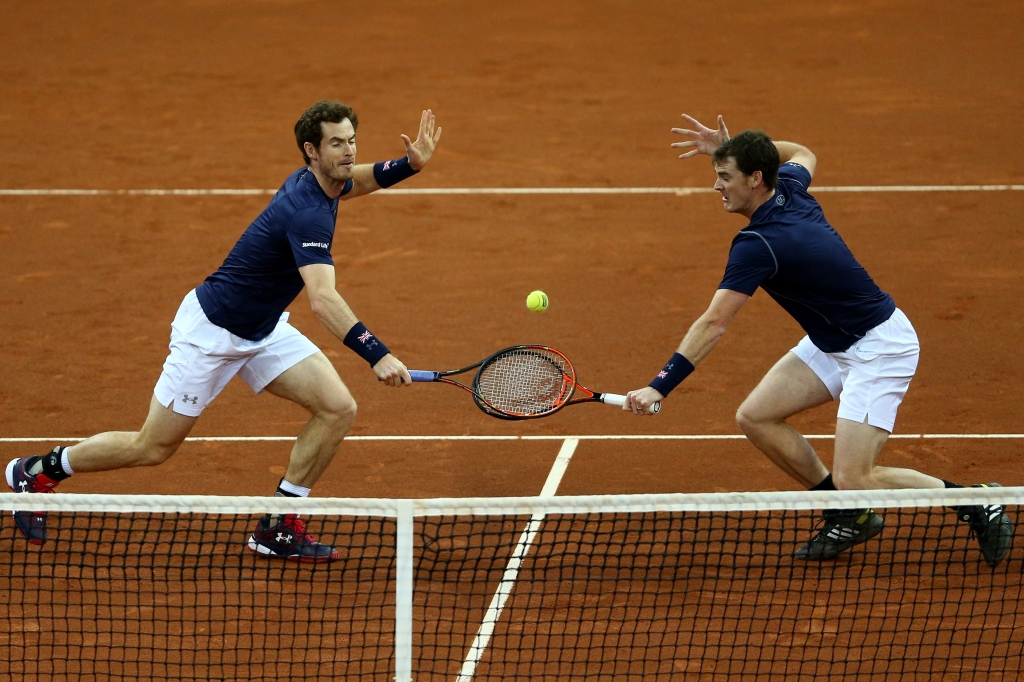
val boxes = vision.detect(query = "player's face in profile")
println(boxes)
[314,118,357,181]
[713,158,759,215]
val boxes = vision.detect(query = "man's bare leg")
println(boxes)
[67,395,198,472]
[735,352,834,488]
[245,352,355,563]
[832,417,943,490]
[262,351,357,489]
[7,396,196,544]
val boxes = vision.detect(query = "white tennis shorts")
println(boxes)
[153,290,320,417]
[791,308,919,433]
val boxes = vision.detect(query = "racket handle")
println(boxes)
[377,370,439,382]
[600,393,661,414]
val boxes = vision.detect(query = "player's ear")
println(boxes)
[304,141,319,162]
[750,170,763,188]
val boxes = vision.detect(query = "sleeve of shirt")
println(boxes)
[779,162,812,189]
[340,179,353,197]
[287,208,335,267]
[718,233,778,295]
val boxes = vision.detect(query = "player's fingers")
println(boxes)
[671,140,696,148]
[671,128,696,137]
[433,127,442,144]
[679,150,699,158]
[680,113,704,130]
[399,367,413,386]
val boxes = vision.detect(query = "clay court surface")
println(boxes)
[1,1,1023,679]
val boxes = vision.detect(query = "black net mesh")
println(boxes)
[415,507,1022,681]
[1,498,1021,681]
[1,513,396,681]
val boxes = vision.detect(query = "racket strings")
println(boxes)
[476,349,574,416]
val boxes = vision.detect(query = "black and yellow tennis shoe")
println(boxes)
[958,483,1014,568]
[795,508,885,560]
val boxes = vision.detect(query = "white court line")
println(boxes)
[1,185,1022,197]
[1,433,1022,443]
[456,437,579,682]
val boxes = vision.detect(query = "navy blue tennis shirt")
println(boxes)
[719,162,895,353]
[195,168,353,341]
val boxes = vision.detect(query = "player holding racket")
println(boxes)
[624,114,1013,566]
[6,101,439,561]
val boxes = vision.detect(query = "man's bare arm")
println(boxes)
[624,288,750,414]
[774,141,817,177]
[675,288,751,364]
[299,263,411,385]
[342,109,442,201]
[299,263,360,338]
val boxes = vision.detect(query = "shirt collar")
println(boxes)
[299,167,338,207]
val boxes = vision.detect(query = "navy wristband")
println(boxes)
[648,352,695,397]
[343,322,391,367]
[373,157,419,189]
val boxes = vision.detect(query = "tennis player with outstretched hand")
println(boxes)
[7,101,440,562]
[624,114,1014,566]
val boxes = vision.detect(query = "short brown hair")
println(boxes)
[294,101,359,164]
[712,130,780,191]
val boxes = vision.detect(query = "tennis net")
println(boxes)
[1,486,1021,681]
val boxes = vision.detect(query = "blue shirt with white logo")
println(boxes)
[718,162,895,353]
[195,168,352,341]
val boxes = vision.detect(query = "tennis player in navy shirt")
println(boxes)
[625,114,1012,566]
[7,101,440,562]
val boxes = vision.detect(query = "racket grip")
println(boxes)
[377,370,438,382]
[601,393,661,414]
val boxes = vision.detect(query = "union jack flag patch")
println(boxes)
[358,331,373,344]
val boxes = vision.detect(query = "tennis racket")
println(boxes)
[398,345,660,420]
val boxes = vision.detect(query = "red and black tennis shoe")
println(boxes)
[247,513,339,562]
[6,453,62,545]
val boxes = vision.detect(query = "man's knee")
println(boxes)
[319,390,357,427]
[736,401,769,434]
[130,435,181,467]
[833,469,870,491]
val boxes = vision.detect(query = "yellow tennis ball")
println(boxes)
[526,290,549,312]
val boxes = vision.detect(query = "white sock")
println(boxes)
[62,447,75,476]
[277,479,311,497]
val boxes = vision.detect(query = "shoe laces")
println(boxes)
[281,514,317,543]
[963,505,1004,536]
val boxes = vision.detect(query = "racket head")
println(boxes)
[471,346,577,419]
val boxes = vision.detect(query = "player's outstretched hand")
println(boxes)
[374,354,413,387]
[624,387,664,416]
[671,114,729,159]
[403,109,442,171]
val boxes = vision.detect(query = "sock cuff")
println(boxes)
[61,447,75,476]
[810,474,836,492]
[276,478,311,498]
